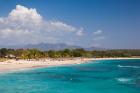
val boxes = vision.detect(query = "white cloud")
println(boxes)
[48,21,76,32]
[9,5,42,23]
[93,30,102,35]
[92,29,105,41]
[76,27,84,36]
[0,5,83,45]
[91,29,106,47]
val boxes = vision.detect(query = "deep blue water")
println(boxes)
[0,59,140,93]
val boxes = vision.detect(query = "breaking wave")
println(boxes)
[116,78,132,83]
[117,65,140,68]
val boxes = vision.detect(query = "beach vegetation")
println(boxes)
[0,48,140,60]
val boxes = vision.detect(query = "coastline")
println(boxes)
[0,57,140,73]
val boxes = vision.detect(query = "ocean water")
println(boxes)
[0,59,140,93]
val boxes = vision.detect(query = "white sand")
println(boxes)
[0,57,140,72]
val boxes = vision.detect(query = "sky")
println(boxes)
[0,0,140,49]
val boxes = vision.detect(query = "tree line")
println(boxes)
[0,48,140,59]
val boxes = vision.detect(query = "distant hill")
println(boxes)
[0,43,104,51]
[23,43,82,50]
[85,46,105,51]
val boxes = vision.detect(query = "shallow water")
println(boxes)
[0,59,140,93]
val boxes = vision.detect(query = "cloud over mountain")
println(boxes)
[0,5,84,45]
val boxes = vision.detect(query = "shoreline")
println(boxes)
[0,57,140,73]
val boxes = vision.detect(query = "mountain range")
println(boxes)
[0,43,104,51]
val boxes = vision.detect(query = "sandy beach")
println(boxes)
[0,58,89,72]
[0,57,140,73]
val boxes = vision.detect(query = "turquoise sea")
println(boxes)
[0,59,140,93]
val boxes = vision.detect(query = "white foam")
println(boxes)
[117,65,140,68]
[116,78,132,83]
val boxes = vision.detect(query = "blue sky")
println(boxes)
[0,0,139,49]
